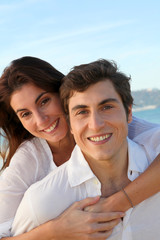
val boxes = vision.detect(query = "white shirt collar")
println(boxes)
[127,138,149,181]
[68,138,149,187]
[68,145,95,187]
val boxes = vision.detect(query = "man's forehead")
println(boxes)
[68,81,121,105]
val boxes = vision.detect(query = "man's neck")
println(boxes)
[85,144,130,197]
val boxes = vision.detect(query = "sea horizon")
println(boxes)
[133,106,160,124]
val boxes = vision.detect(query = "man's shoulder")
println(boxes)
[24,145,81,199]
[26,160,69,196]
[20,159,77,221]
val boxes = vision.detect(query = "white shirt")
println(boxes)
[128,115,160,139]
[0,116,159,238]
[11,128,160,239]
[0,137,57,238]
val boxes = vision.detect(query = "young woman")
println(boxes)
[0,56,160,240]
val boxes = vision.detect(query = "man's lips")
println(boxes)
[88,133,112,142]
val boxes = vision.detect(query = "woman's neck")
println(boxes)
[48,132,75,167]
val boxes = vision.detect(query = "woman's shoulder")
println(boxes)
[5,137,56,184]
[12,137,51,163]
[128,116,160,139]
[19,137,47,151]
[0,137,53,237]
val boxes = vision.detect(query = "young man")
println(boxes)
[11,59,160,239]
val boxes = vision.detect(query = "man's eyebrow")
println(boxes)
[71,98,119,113]
[71,105,88,113]
[99,98,119,106]
[16,92,48,114]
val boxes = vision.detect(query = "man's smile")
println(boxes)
[88,133,112,143]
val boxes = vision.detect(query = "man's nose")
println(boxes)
[88,112,104,130]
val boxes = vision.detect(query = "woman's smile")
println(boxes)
[10,83,69,146]
[42,119,59,133]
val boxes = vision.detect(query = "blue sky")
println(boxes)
[0,0,160,91]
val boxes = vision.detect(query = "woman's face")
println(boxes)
[10,83,69,146]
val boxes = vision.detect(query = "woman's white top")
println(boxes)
[0,116,159,238]
[0,137,57,238]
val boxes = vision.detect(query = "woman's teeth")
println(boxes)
[89,134,111,142]
[44,121,58,133]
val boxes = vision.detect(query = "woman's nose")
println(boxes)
[35,111,48,126]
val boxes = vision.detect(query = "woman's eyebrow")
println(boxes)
[35,92,48,104]
[16,92,48,114]
[16,108,27,114]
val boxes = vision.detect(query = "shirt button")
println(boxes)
[93,179,99,185]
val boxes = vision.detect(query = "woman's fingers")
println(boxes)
[55,198,124,239]
[83,212,123,233]
[84,197,106,212]
[94,218,121,232]
[74,196,100,210]
[90,229,113,239]
[91,211,125,223]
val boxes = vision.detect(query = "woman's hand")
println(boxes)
[50,196,124,240]
[84,191,131,213]
[1,196,124,240]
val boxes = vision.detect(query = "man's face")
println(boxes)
[68,79,132,163]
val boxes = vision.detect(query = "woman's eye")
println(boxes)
[21,112,31,118]
[41,98,50,106]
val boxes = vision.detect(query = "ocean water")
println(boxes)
[133,107,160,124]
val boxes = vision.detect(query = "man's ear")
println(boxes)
[128,105,132,123]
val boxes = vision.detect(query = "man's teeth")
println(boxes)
[89,134,111,142]
[44,121,57,133]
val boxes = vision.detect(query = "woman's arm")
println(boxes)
[123,153,160,208]
[0,138,123,240]
[2,197,124,240]
[85,153,160,213]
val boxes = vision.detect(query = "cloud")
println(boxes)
[0,3,16,11]
[118,45,160,60]
[15,19,136,49]
[0,0,45,12]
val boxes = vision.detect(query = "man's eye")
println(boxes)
[103,105,113,110]
[41,98,50,106]
[76,110,88,115]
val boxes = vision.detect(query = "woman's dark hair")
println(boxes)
[0,56,64,169]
